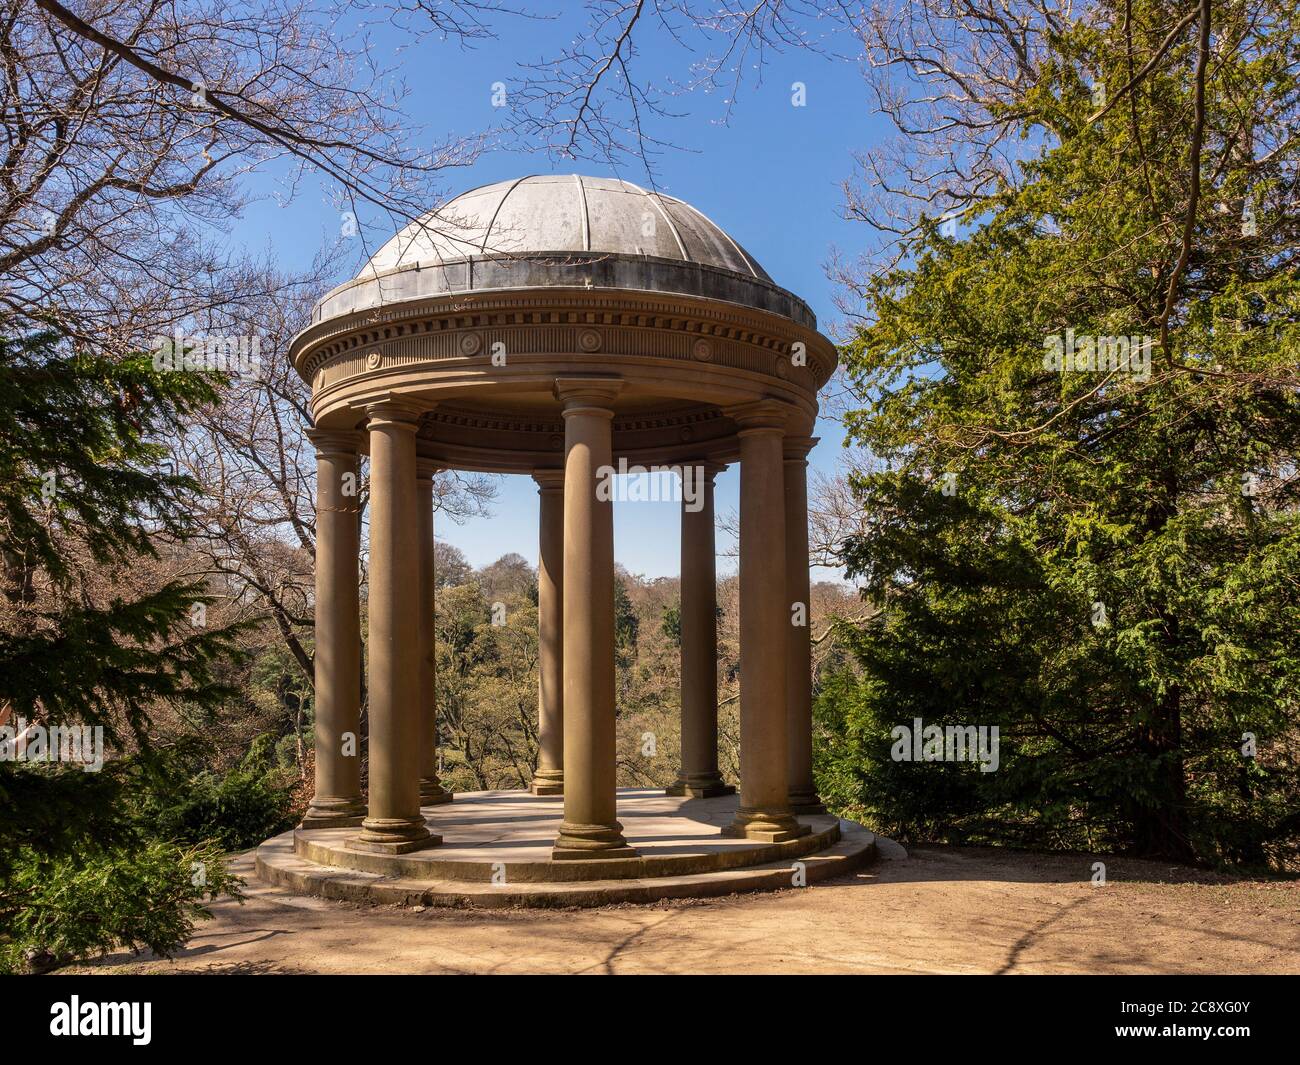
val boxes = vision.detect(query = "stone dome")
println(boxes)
[370,174,771,278]
[310,174,816,328]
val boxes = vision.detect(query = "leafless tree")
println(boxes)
[174,264,497,691]
[501,0,862,181]
[4,1,497,349]
[3,0,505,715]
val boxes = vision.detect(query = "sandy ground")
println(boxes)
[66,841,1299,975]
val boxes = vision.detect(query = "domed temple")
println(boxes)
[257,175,876,905]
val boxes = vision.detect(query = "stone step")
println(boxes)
[256,822,877,909]
[293,816,843,883]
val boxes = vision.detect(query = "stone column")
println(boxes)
[531,468,565,796]
[552,378,636,859]
[416,459,452,806]
[356,402,439,853]
[302,429,366,829]
[667,461,733,799]
[784,437,826,814]
[724,401,808,842]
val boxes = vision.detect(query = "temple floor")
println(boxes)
[256,788,876,907]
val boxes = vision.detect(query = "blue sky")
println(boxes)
[236,7,887,581]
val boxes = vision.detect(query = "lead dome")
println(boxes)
[309,174,816,328]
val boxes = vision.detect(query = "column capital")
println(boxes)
[532,467,565,491]
[677,458,727,484]
[363,399,424,431]
[555,376,623,414]
[726,398,793,434]
[415,456,442,480]
[783,436,819,462]
[306,427,363,458]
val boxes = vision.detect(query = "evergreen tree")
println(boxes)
[826,0,1300,868]
[0,321,247,970]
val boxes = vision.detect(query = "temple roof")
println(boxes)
[364,174,772,280]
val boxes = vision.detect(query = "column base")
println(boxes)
[530,770,564,796]
[419,779,454,805]
[789,791,827,816]
[301,796,366,829]
[666,773,736,799]
[552,820,638,860]
[353,817,440,854]
[722,807,812,844]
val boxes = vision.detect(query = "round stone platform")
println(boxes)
[256,788,877,908]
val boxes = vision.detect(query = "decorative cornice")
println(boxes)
[291,288,836,392]
[415,404,731,447]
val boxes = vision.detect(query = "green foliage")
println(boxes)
[827,0,1300,870]
[434,579,540,791]
[0,836,240,975]
[0,585,245,751]
[0,322,248,746]
[0,318,252,969]
[661,599,682,647]
[142,736,297,852]
[0,324,219,578]
[614,578,639,661]
[0,755,249,974]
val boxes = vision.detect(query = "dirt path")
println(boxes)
[67,842,1299,975]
